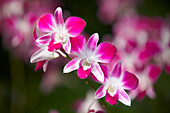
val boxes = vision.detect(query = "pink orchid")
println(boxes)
[64,33,117,82]
[129,64,161,100]
[30,27,66,72]
[73,91,105,113]
[95,62,138,106]
[138,40,162,64]
[37,7,86,54]
[160,26,170,74]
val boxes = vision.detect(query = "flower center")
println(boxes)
[82,58,91,70]
[54,32,68,45]
[51,51,59,58]
[54,26,68,44]
[108,85,117,97]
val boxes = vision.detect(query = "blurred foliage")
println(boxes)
[0,0,170,113]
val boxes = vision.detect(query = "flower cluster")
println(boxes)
[30,7,139,112]
[1,0,169,113]
[0,0,61,61]
[111,13,169,100]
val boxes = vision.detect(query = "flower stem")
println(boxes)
[63,51,72,61]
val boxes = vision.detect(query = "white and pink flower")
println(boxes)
[30,6,86,71]
[30,27,66,72]
[129,64,161,100]
[64,33,117,82]
[95,62,138,106]
[36,7,86,54]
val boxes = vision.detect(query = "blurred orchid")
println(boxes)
[97,0,138,24]
[39,62,62,94]
[64,33,117,82]
[129,64,161,100]
[0,0,61,61]
[160,26,170,74]
[95,62,138,106]
[37,7,86,54]
[73,91,105,113]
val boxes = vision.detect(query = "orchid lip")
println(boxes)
[82,58,91,70]
[53,29,68,44]
[108,85,118,97]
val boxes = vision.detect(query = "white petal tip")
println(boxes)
[94,95,101,99]
[30,57,34,63]
[63,68,69,73]
[123,101,131,106]
[98,77,104,83]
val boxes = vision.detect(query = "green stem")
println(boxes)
[65,52,112,113]
[64,50,72,61]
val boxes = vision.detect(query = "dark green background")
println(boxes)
[0,0,170,113]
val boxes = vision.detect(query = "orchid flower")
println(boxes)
[95,62,138,106]
[30,27,66,72]
[129,64,161,100]
[37,7,86,54]
[74,91,105,113]
[63,33,117,82]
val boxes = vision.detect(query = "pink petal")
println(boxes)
[146,87,156,99]
[33,27,38,41]
[119,90,131,106]
[145,41,162,55]
[122,71,138,90]
[137,91,146,100]
[36,34,51,45]
[54,7,64,25]
[48,41,62,52]
[34,61,44,71]
[95,42,117,63]
[87,33,99,51]
[43,60,49,72]
[88,110,95,113]
[129,89,139,100]
[95,85,106,99]
[77,66,91,79]
[38,14,56,32]
[63,38,71,54]
[138,41,161,61]
[147,64,161,83]
[105,90,119,105]
[30,48,59,63]
[65,17,86,37]
[101,65,109,80]
[91,62,104,82]
[70,35,86,54]
[64,57,82,73]
[91,65,109,83]
[111,62,121,78]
